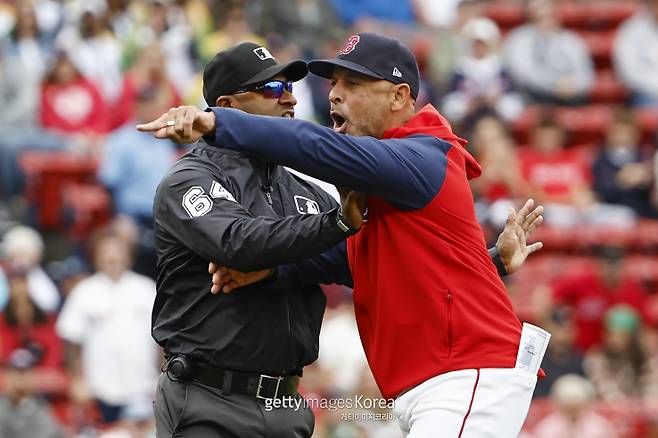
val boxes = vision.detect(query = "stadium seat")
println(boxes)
[591,70,630,104]
[62,184,112,241]
[635,108,658,144]
[19,151,99,229]
[578,29,617,70]
[512,105,612,147]
[484,1,525,32]
[559,2,640,31]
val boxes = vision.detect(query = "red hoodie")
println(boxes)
[347,105,523,399]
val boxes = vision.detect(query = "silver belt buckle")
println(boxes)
[256,374,283,400]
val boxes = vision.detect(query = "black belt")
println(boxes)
[164,356,299,400]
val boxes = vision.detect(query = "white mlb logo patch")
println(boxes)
[294,196,320,214]
[253,47,275,61]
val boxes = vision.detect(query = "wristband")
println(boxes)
[336,208,360,235]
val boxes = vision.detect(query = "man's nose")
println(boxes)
[279,89,297,106]
[328,83,343,104]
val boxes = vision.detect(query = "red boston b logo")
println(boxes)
[339,35,360,55]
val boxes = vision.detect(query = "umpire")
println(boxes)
[151,43,362,437]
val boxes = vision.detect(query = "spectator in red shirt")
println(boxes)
[110,43,181,131]
[550,246,649,352]
[519,112,594,208]
[39,51,108,151]
[519,111,637,227]
[0,273,62,369]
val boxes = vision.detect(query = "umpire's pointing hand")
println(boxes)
[137,105,216,143]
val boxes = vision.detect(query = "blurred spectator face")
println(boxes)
[545,308,576,354]
[93,235,132,280]
[149,2,168,34]
[604,306,640,353]
[527,0,559,30]
[2,225,44,271]
[533,123,564,153]
[456,0,486,29]
[224,7,250,35]
[605,326,633,353]
[49,54,79,84]
[7,275,34,325]
[596,247,624,287]
[107,0,129,14]
[135,88,165,124]
[14,2,39,40]
[551,374,595,420]
[80,11,100,39]
[606,115,639,151]
[473,116,508,145]
[137,44,167,80]
[464,18,501,59]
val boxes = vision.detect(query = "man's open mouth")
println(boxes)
[331,111,347,133]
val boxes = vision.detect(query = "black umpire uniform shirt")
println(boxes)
[151,141,352,377]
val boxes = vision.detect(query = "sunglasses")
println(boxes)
[234,80,293,99]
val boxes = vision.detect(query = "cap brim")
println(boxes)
[241,60,308,87]
[308,59,385,80]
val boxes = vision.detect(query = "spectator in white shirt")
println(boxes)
[614,0,658,107]
[442,17,524,124]
[504,0,594,105]
[0,226,60,314]
[56,229,158,424]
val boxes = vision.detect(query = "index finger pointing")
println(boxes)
[136,112,169,132]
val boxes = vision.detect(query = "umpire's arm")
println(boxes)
[157,166,350,272]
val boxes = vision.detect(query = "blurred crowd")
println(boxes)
[0,0,657,437]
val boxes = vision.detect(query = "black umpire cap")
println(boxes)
[203,42,308,106]
[308,33,420,99]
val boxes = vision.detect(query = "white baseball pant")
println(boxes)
[393,367,537,438]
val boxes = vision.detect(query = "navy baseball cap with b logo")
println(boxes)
[203,42,308,106]
[308,33,420,99]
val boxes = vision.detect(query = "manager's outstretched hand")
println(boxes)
[496,198,544,275]
[137,105,216,143]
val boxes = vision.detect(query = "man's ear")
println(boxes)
[216,95,239,109]
[390,83,412,112]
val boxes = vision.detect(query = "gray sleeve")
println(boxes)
[563,32,595,95]
[0,62,38,126]
[504,27,593,95]
[504,27,556,94]
[614,16,658,97]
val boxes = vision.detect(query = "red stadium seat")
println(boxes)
[19,151,99,229]
[62,184,112,241]
[484,1,525,32]
[591,70,630,104]
[635,108,658,144]
[559,2,640,31]
[512,105,612,146]
[578,29,617,70]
